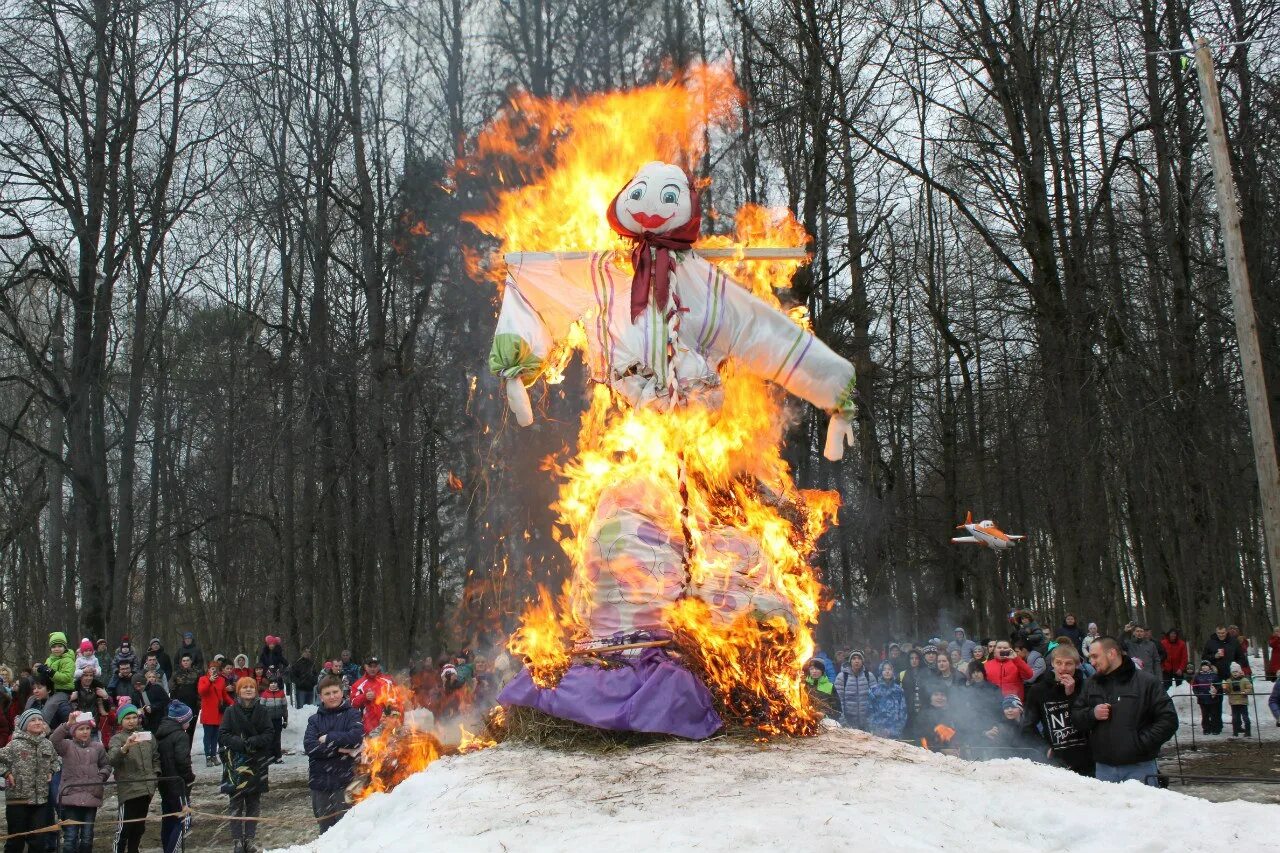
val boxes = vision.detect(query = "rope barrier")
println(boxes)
[0,773,353,843]
[0,804,352,843]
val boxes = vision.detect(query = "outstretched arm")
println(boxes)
[488,255,597,426]
[702,256,858,459]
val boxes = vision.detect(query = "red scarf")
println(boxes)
[607,177,702,322]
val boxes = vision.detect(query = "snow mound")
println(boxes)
[270,729,1279,852]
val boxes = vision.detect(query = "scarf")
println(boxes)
[607,174,702,322]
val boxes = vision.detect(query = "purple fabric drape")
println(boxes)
[498,649,722,740]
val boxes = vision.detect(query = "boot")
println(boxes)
[232,841,245,853]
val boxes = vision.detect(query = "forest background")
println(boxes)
[1,0,1277,664]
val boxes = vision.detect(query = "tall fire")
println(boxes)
[352,62,844,803]
[470,61,844,738]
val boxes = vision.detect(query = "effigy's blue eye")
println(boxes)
[629,185,645,200]
[662,190,678,204]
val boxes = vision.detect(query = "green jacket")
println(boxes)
[107,730,160,802]
[0,730,61,804]
[45,632,77,693]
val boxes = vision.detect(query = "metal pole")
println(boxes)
[1193,38,1280,624]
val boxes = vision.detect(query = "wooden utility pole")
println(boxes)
[1193,38,1280,623]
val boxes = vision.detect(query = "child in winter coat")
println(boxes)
[1191,660,1224,735]
[1223,662,1254,737]
[803,660,841,721]
[0,709,62,846]
[52,712,110,853]
[156,701,196,853]
[868,661,908,738]
[107,704,160,853]
[260,677,289,760]
[73,639,100,683]
[304,676,365,833]
[1269,678,1280,728]
[45,632,77,694]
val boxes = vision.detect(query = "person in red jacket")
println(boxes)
[983,639,1034,701]
[1159,629,1189,689]
[197,663,230,767]
[350,657,399,734]
[1266,626,1280,680]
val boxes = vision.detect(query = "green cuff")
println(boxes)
[489,333,542,384]
[834,374,858,417]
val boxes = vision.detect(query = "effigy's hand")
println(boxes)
[506,378,534,427]
[824,413,854,461]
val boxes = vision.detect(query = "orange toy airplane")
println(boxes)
[951,511,1025,549]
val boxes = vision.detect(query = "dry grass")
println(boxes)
[495,705,677,752]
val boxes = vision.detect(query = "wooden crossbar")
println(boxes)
[503,247,808,264]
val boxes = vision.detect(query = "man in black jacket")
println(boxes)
[289,649,320,709]
[1072,636,1177,786]
[1202,625,1248,681]
[1023,644,1094,777]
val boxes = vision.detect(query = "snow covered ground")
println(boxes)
[271,725,1280,853]
[1165,671,1279,744]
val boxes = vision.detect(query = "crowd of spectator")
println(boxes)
[2,617,1278,850]
[804,615,1280,787]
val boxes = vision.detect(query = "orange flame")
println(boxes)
[353,685,442,803]
[463,61,741,271]
[465,66,836,736]
[934,724,956,743]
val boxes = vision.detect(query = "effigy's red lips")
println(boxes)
[628,209,672,229]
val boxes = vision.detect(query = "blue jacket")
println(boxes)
[304,702,365,792]
[835,666,874,730]
[868,679,907,738]
[1191,670,1221,706]
[1269,679,1279,720]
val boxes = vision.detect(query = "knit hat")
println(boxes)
[922,644,939,655]
[79,638,94,654]
[1229,662,1243,675]
[235,676,258,694]
[183,632,194,641]
[149,637,162,647]
[16,708,44,733]
[1001,695,1024,711]
[847,650,864,662]
[71,711,96,731]
[1199,659,1214,669]
[167,700,194,724]
[117,704,140,725]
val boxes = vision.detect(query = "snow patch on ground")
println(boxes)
[269,727,1280,853]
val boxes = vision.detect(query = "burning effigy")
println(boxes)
[471,66,859,740]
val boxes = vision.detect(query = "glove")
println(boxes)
[506,378,534,427]
[824,413,855,461]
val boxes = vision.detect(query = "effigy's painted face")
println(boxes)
[613,162,693,235]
